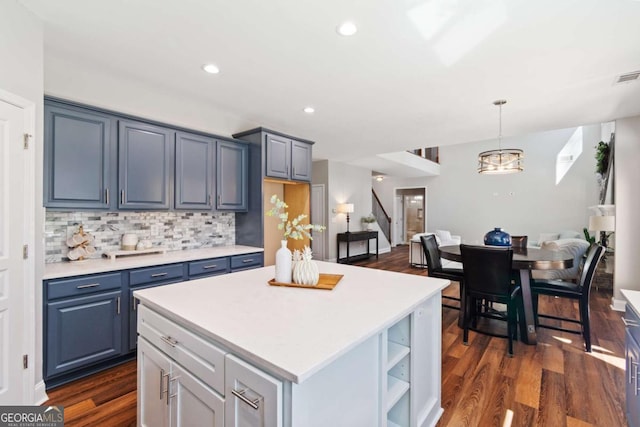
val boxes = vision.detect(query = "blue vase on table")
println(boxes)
[484,227,512,246]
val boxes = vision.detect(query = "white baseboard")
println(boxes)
[33,380,48,405]
[611,297,626,312]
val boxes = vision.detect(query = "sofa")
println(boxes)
[410,230,463,269]
[531,237,591,281]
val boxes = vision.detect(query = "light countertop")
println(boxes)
[44,245,263,280]
[622,289,640,315]
[134,261,449,384]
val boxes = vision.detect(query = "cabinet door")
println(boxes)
[627,330,640,427]
[290,140,312,182]
[225,354,282,427]
[138,338,171,427]
[171,363,225,427]
[45,290,123,378]
[264,134,290,179]
[175,132,214,210]
[44,104,112,209]
[119,120,173,209]
[216,141,248,211]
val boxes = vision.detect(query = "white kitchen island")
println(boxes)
[134,261,448,427]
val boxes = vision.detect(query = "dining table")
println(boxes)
[439,245,574,345]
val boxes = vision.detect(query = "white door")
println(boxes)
[171,364,224,426]
[310,184,325,260]
[394,195,404,246]
[225,354,282,427]
[138,338,171,427]
[0,99,26,405]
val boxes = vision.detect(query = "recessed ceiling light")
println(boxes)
[202,63,220,74]
[303,107,315,114]
[336,21,357,36]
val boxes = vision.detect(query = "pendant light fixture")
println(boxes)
[478,100,524,174]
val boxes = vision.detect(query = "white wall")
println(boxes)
[44,54,254,139]
[313,160,391,261]
[613,115,640,301]
[418,125,600,244]
[0,0,45,402]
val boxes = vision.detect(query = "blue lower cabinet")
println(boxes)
[45,290,123,379]
[230,252,264,271]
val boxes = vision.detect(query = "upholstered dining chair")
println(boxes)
[420,234,463,310]
[460,244,520,357]
[530,243,604,352]
[511,235,528,248]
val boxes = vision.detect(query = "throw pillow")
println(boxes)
[537,233,560,246]
[435,230,452,243]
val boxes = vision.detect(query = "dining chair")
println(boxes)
[420,234,463,310]
[460,244,520,356]
[530,243,604,352]
[511,235,528,248]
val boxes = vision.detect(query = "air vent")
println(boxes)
[615,71,640,84]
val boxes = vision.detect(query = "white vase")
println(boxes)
[275,240,292,283]
[293,259,320,286]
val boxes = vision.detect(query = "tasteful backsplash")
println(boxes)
[45,211,235,263]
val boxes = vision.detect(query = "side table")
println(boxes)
[336,231,379,264]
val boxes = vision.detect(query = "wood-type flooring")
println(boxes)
[44,245,627,427]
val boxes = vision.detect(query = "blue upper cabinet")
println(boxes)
[264,132,312,182]
[175,132,214,210]
[291,140,312,181]
[118,120,173,210]
[216,140,248,211]
[44,103,114,209]
[265,133,291,179]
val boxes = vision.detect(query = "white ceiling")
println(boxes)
[19,0,640,164]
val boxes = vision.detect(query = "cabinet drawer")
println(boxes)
[138,305,226,395]
[188,257,230,277]
[46,272,122,300]
[230,253,263,271]
[626,304,640,344]
[130,264,184,286]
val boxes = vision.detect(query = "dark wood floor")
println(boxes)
[45,245,627,427]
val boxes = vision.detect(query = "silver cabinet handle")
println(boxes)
[116,296,121,315]
[634,362,640,396]
[105,188,109,205]
[76,283,99,289]
[160,335,178,347]
[622,317,640,327]
[151,272,168,278]
[209,194,212,205]
[242,259,254,263]
[160,369,169,405]
[120,189,125,205]
[202,265,218,269]
[231,388,260,410]
[132,296,138,311]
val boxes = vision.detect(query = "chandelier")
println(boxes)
[478,100,524,174]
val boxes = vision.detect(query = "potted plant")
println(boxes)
[362,214,376,230]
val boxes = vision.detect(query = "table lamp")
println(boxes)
[337,203,355,233]
[588,215,615,247]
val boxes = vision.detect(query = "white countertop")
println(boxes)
[134,261,449,384]
[44,245,263,279]
[622,289,640,315]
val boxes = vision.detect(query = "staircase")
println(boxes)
[372,189,391,242]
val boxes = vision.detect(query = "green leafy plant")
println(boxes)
[595,141,610,175]
[583,227,596,245]
[265,195,325,240]
[361,214,376,224]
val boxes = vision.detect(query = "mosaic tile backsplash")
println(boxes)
[45,211,235,263]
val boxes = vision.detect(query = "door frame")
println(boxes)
[311,184,326,260]
[393,186,427,245]
[0,88,37,404]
